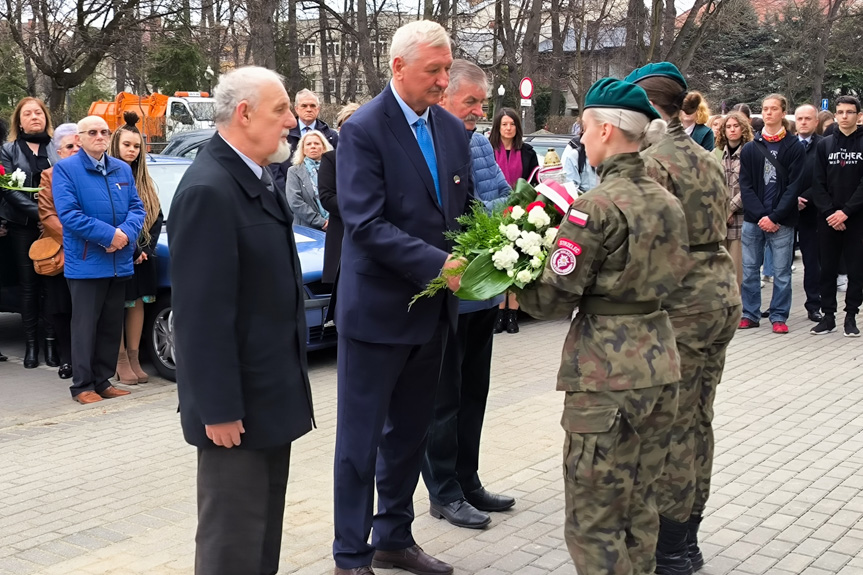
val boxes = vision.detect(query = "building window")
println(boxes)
[326,41,340,56]
[302,42,316,57]
[327,78,337,94]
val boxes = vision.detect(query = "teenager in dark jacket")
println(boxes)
[809,95,863,336]
[738,93,805,333]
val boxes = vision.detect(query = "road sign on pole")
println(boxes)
[822,98,829,111]
[519,78,534,100]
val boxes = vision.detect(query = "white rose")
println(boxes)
[507,270,514,278]
[527,206,551,228]
[531,256,543,268]
[504,224,521,242]
[510,205,525,220]
[499,224,508,234]
[11,168,26,187]
[491,244,520,270]
[516,269,532,283]
[525,245,541,256]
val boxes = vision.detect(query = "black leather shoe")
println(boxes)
[23,340,38,369]
[465,487,515,512]
[58,364,73,379]
[45,338,60,367]
[430,499,490,529]
[334,567,375,575]
[0,349,6,361]
[372,545,452,575]
[808,311,824,322]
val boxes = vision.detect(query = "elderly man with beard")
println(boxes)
[168,66,314,575]
[421,59,515,531]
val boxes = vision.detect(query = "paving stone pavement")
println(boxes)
[2,273,863,574]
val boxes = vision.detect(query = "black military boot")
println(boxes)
[23,339,38,369]
[687,515,704,572]
[45,338,60,367]
[655,516,693,575]
[493,309,505,334]
[505,309,520,334]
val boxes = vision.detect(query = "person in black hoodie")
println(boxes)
[738,93,805,334]
[794,104,824,322]
[809,95,863,337]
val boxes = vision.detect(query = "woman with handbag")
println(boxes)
[37,123,80,379]
[0,97,59,368]
[110,112,162,385]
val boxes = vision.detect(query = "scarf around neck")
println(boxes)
[303,157,328,219]
[495,145,522,187]
[762,127,786,143]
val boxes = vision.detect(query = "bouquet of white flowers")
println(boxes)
[0,166,40,193]
[411,178,581,305]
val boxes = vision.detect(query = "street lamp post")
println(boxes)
[497,84,505,117]
[205,66,215,94]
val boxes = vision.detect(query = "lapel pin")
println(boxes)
[453,175,461,184]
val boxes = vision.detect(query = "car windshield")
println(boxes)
[187,102,215,122]
[149,163,190,220]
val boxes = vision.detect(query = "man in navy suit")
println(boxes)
[333,20,472,575]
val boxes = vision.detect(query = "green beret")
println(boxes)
[583,77,660,121]
[624,62,687,90]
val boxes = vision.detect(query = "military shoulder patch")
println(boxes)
[557,238,582,255]
[550,246,578,275]
[568,209,589,227]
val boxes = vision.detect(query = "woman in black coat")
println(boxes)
[0,97,59,368]
[489,107,539,187]
[318,103,360,286]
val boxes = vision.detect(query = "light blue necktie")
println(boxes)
[414,118,440,205]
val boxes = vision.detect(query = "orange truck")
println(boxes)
[88,91,216,142]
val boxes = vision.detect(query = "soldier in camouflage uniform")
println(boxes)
[517,78,691,575]
[625,63,743,574]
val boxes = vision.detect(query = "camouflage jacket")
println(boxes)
[642,118,741,315]
[518,152,691,392]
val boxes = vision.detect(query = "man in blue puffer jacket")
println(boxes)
[421,59,516,531]
[53,115,146,404]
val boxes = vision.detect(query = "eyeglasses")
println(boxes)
[836,111,859,116]
[79,129,111,137]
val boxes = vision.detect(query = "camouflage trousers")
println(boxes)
[562,384,678,575]
[656,305,742,522]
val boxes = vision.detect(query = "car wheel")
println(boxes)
[145,293,177,382]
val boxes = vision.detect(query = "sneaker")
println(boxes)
[760,280,766,288]
[845,315,860,337]
[810,315,836,335]
[772,321,789,334]
[838,274,849,292]
[738,318,760,329]
[762,274,773,282]
[791,264,797,272]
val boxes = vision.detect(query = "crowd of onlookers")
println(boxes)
[0,98,157,403]
[559,91,863,336]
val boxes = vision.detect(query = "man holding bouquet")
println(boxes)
[332,20,472,575]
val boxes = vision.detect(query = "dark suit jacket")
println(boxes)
[318,150,341,284]
[798,133,823,225]
[168,134,314,450]
[269,119,339,193]
[335,85,472,345]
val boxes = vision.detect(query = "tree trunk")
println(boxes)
[319,0,331,102]
[661,0,677,58]
[811,0,845,104]
[624,0,646,66]
[287,0,301,94]
[357,0,383,95]
[248,0,278,69]
[115,59,127,93]
[520,0,542,133]
[548,0,564,117]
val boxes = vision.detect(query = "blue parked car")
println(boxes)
[145,155,336,381]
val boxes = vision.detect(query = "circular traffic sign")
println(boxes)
[519,77,534,99]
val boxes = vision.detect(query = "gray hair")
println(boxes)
[213,66,286,127]
[295,89,321,106]
[291,129,334,165]
[389,20,451,70]
[447,59,488,97]
[585,108,667,146]
[52,123,78,151]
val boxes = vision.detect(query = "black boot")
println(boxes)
[23,339,38,369]
[45,338,60,367]
[505,309,520,334]
[687,515,704,572]
[493,309,505,334]
[656,516,693,575]
[0,349,6,361]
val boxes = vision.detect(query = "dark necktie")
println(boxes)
[260,167,275,194]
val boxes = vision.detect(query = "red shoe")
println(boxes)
[738,318,760,329]
[772,321,789,334]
